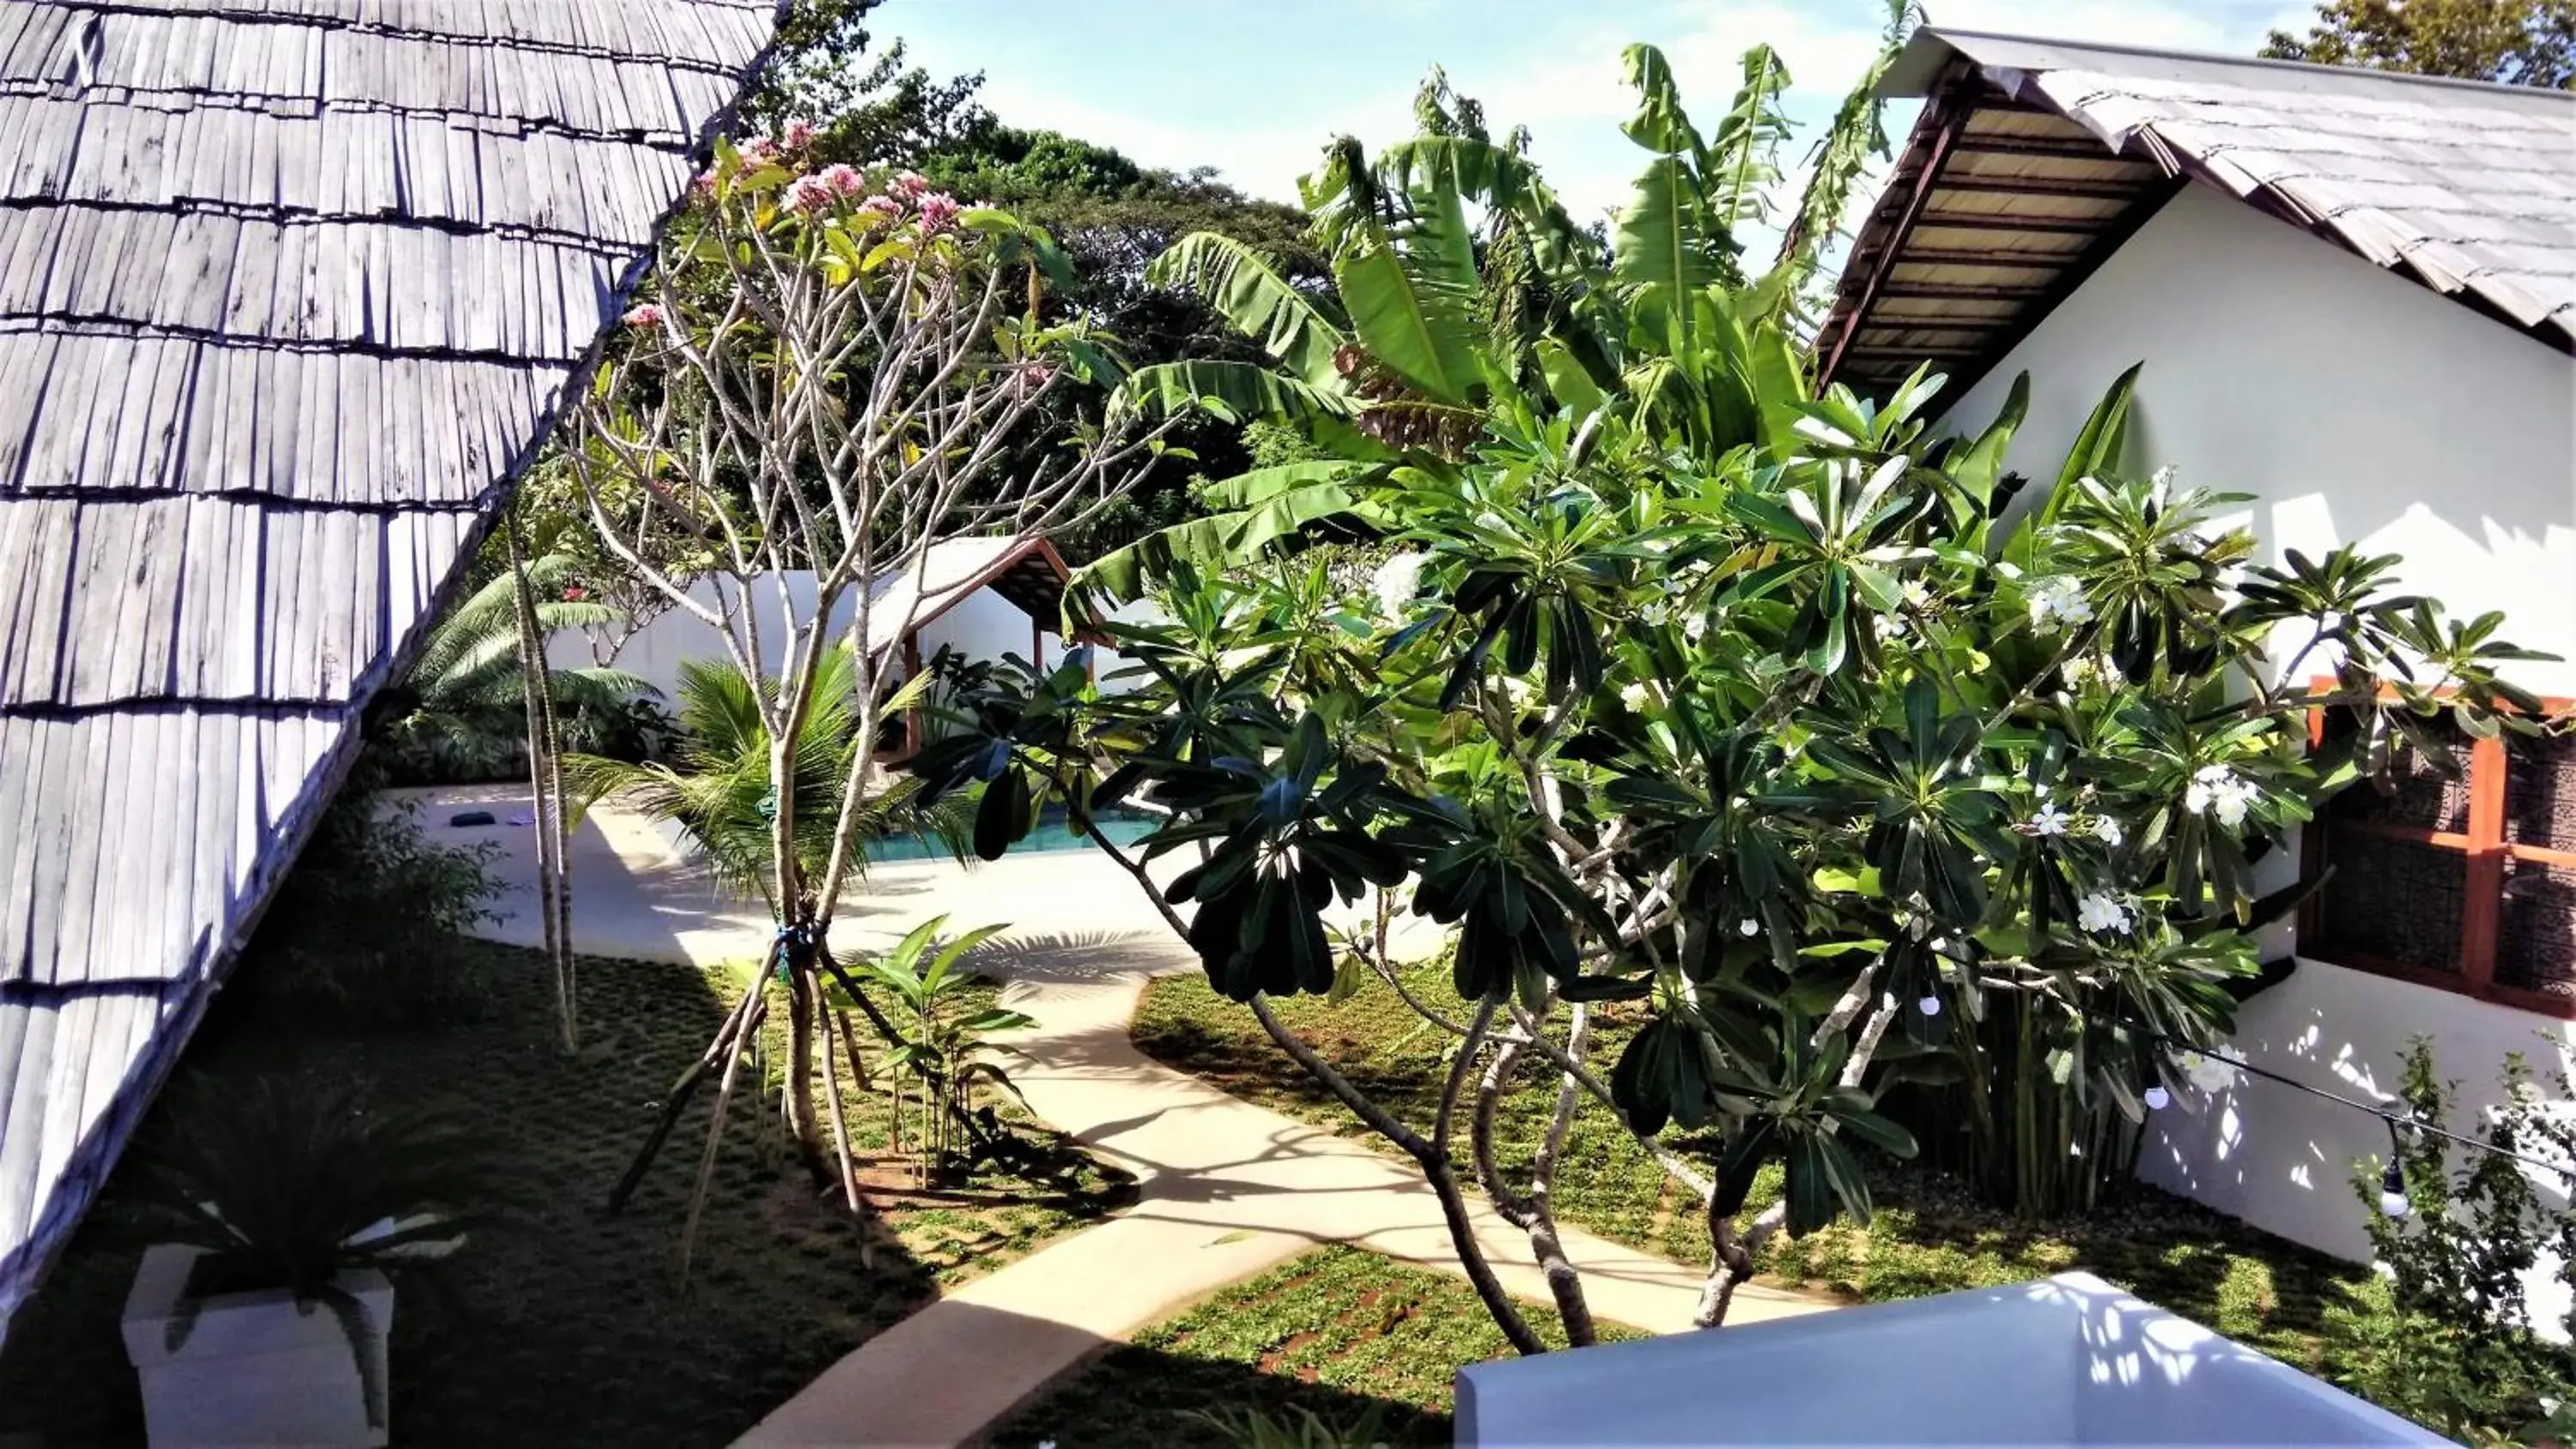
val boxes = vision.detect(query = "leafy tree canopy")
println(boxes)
[2263,0,2576,86]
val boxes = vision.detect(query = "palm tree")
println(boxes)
[562,646,973,909]
[1084,7,1918,599]
[382,554,654,781]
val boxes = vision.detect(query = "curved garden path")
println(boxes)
[407,786,1830,1448]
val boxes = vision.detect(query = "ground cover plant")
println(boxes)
[0,938,1126,1447]
[989,1246,1620,1448]
[1134,963,2395,1385]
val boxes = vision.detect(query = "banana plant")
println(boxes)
[1081,22,1918,605]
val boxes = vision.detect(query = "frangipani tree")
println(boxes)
[914,44,2555,1350]
[559,130,1175,1270]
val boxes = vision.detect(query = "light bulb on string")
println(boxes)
[2379,1119,2412,1220]
[2379,1159,2410,1220]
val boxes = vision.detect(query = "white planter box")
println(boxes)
[120,1243,392,1448]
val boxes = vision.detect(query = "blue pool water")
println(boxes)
[865,803,1164,863]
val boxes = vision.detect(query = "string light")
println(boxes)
[2144,1029,2571,1220]
[2378,1119,2414,1220]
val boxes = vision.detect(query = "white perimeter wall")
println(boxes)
[1940,184,2576,1284]
[548,570,1139,703]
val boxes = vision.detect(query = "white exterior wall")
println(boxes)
[1941,184,2576,1279]
[550,573,849,702]
[547,571,1069,702]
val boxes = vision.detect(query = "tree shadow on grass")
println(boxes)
[989,1342,1449,1448]
[0,937,1126,1448]
[982,1245,1534,1449]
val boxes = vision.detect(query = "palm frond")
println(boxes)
[1771,0,1918,331]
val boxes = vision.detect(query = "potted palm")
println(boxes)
[115,1080,492,1448]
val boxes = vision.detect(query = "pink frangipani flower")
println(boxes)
[891,169,930,199]
[621,302,664,328]
[782,118,818,149]
[785,173,836,215]
[915,191,962,233]
[817,163,866,198]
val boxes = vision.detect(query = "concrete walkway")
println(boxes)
[413,787,1830,1448]
[738,963,1829,1447]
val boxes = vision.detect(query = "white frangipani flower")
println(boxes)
[2028,803,2073,837]
[2185,763,2257,828]
[1738,919,1760,937]
[2092,815,2123,847]
[1619,682,1654,712]
[1899,579,1935,611]
[1370,551,1427,617]
[2025,575,2094,629]
[2075,892,2136,935]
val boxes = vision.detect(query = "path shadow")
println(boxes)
[964,927,1197,987]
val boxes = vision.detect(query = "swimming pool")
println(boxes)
[864,803,1166,863]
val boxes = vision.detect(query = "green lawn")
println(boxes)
[988,1246,1622,1448]
[1132,963,2398,1391]
[0,940,1127,1447]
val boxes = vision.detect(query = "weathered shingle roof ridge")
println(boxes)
[0,0,785,1337]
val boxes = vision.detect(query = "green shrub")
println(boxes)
[2347,1039,2576,1442]
[241,771,501,1026]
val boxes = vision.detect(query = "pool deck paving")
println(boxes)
[417,786,1834,1448]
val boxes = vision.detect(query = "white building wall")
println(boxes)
[547,571,1070,703]
[1939,184,2576,1278]
[551,573,850,703]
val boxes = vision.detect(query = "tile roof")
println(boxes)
[0,0,782,1336]
[860,537,1076,658]
[1896,28,2576,344]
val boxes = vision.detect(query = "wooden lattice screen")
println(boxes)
[2303,697,2576,1016]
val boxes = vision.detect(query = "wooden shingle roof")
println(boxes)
[1820,28,2576,397]
[0,0,784,1334]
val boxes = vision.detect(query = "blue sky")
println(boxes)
[890,0,2312,225]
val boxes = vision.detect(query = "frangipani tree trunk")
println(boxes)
[562,135,1173,1272]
